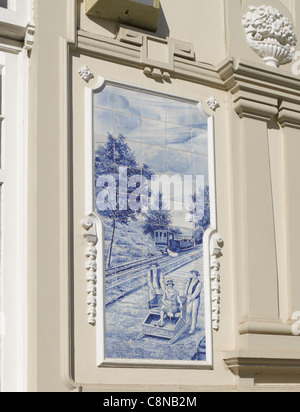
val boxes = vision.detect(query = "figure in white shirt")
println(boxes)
[184,270,203,334]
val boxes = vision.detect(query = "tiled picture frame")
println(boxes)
[84,77,217,368]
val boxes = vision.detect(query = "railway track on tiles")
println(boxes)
[105,246,203,306]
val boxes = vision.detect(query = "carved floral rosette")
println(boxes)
[242,5,297,68]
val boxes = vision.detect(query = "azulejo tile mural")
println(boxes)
[93,83,211,363]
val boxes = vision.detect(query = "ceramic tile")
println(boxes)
[105,272,117,296]
[167,123,192,152]
[94,134,115,164]
[114,87,140,116]
[114,112,141,141]
[191,105,208,129]
[115,222,142,249]
[94,107,114,136]
[127,140,142,164]
[105,243,117,268]
[144,338,172,361]
[94,86,211,363]
[167,99,191,127]
[167,148,192,175]
[105,301,117,331]
[141,117,167,146]
[141,144,168,173]
[127,344,145,360]
[105,332,118,358]
[94,162,114,182]
[94,85,114,110]
[95,180,117,215]
[192,129,208,156]
[117,245,143,266]
[114,141,141,169]
[192,154,209,186]
[140,93,166,121]
[94,134,109,145]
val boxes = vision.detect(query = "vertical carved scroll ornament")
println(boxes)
[210,233,224,331]
[81,215,98,326]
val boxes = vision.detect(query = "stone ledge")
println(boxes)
[224,351,300,378]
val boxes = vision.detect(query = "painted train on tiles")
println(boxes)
[154,229,194,254]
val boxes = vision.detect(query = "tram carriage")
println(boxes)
[154,229,194,253]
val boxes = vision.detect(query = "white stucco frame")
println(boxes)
[0,49,29,392]
[0,0,32,29]
[0,0,32,394]
[83,76,219,369]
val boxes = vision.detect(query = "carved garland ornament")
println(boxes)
[242,5,297,68]
[210,233,224,331]
[81,215,98,326]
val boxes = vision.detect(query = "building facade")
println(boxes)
[1,0,300,392]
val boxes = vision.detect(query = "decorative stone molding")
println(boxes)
[217,58,300,124]
[233,94,278,121]
[278,101,300,129]
[210,233,224,331]
[77,30,223,88]
[143,66,171,81]
[116,27,195,80]
[78,66,94,83]
[207,96,220,111]
[116,27,144,46]
[24,23,35,53]
[224,352,300,377]
[81,215,98,326]
[242,5,297,68]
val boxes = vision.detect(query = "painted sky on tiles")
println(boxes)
[94,86,208,177]
[94,85,209,231]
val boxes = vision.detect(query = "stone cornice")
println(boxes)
[77,31,300,91]
[278,101,300,129]
[218,58,300,122]
[224,351,300,377]
[76,29,225,89]
[76,30,300,124]
[218,58,300,99]
[233,98,278,121]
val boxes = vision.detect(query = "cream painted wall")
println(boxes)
[25,0,300,392]
[78,0,227,65]
[71,55,235,388]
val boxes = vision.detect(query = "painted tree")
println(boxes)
[95,133,154,268]
[189,186,210,244]
[143,192,173,239]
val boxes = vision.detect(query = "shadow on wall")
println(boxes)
[155,2,170,39]
[78,0,170,39]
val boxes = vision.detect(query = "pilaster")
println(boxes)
[278,101,300,318]
[232,88,280,324]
